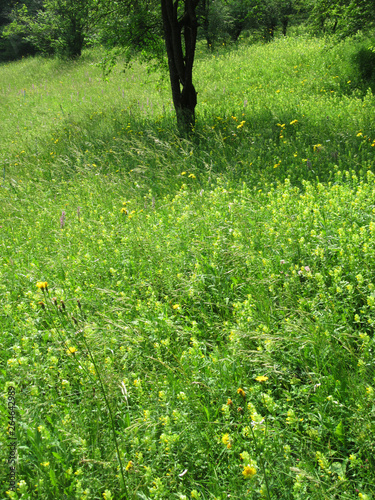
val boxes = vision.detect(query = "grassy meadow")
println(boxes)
[1,33,375,499]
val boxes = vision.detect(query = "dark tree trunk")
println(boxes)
[67,23,85,58]
[230,26,243,42]
[199,0,212,48]
[281,17,288,36]
[161,0,198,134]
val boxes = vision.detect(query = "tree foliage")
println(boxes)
[0,0,40,59]
[3,0,112,57]
[196,0,300,46]
[196,0,232,47]
[309,0,375,36]
[98,0,164,70]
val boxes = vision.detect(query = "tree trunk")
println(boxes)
[281,17,288,36]
[161,0,198,134]
[67,22,85,58]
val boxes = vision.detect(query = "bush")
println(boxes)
[352,43,375,92]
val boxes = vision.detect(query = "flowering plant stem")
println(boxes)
[249,419,272,499]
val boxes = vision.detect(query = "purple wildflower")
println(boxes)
[60,210,66,228]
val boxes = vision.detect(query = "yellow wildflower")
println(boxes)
[237,388,246,397]
[242,465,257,479]
[66,347,78,355]
[125,461,133,471]
[255,376,268,382]
[221,433,232,448]
[36,282,48,290]
[188,173,196,179]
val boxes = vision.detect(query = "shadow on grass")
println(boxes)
[17,82,375,198]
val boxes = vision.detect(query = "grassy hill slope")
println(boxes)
[1,35,375,499]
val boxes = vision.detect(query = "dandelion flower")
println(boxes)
[242,465,257,479]
[36,281,48,290]
[237,388,246,397]
[255,376,268,382]
[66,346,78,355]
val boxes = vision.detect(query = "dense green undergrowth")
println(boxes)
[1,34,375,500]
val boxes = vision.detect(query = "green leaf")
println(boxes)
[334,421,344,442]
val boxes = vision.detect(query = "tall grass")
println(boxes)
[1,34,375,499]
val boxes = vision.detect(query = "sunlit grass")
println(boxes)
[1,34,375,499]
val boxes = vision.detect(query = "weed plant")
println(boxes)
[1,34,375,499]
